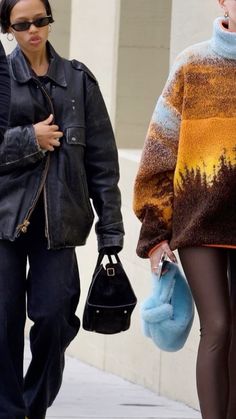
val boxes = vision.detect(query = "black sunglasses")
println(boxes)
[10,15,54,32]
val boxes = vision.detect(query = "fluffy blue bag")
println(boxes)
[141,260,194,352]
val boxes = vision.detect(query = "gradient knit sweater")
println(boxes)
[134,18,236,258]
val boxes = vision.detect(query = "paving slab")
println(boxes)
[24,341,201,419]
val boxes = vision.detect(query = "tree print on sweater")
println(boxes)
[134,18,236,257]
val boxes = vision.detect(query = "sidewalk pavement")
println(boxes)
[25,341,201,419]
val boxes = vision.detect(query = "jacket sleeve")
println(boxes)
[0,41,10,140]
[84,76,124,252]
[133,55,184,258]
[0,124,45,173]
[0,42,45,173]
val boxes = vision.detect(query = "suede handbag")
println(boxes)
[141,259,194,352]
[82,251,137,334]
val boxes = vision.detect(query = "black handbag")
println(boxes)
[82,251,137,334]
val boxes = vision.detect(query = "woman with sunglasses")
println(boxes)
[0,0,124,418]
[134,0,236,418]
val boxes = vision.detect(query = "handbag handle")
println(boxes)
[96,250,121,269]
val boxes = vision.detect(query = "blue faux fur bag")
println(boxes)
[141,260,194,352]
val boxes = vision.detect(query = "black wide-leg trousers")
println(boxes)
[0,201,80,419]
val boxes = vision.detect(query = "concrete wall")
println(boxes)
[170,0,220,64]
[69,0,120,124]
[115,0,172,148]
[49,0,72,58]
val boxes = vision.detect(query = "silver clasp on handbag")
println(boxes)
[107,267,115,276]
[156,254,168,281]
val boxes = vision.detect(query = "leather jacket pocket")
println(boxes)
[66,126,85,146]
[64,125,93,222]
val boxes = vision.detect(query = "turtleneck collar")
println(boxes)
[211,17,236,59]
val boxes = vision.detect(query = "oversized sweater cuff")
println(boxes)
[136,230,171,259]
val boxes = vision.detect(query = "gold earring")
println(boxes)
[7,32,14,41]
[224,11,229,18]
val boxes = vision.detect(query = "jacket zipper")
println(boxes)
[17,154,50,234]
[34,79,55,247]
[43,183,50,245]
[17,78,55,241]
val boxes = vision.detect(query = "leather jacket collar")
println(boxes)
[9,41,67,87]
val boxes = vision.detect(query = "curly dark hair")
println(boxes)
[0,0,53,33]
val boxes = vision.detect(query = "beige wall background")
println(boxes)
[0,0,224,410]
[115,0,172,148]
[170,0,220,64]
[69,0,120,125]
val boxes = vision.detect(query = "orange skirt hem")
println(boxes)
[203,244,236,249]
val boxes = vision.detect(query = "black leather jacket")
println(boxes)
[0,43,124,250]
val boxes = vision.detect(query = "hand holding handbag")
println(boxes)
[140,258,194,352]
[82,251,137,334]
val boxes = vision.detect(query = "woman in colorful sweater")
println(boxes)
[134,1,236,418]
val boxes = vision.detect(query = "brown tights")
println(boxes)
[178,247,236,419]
